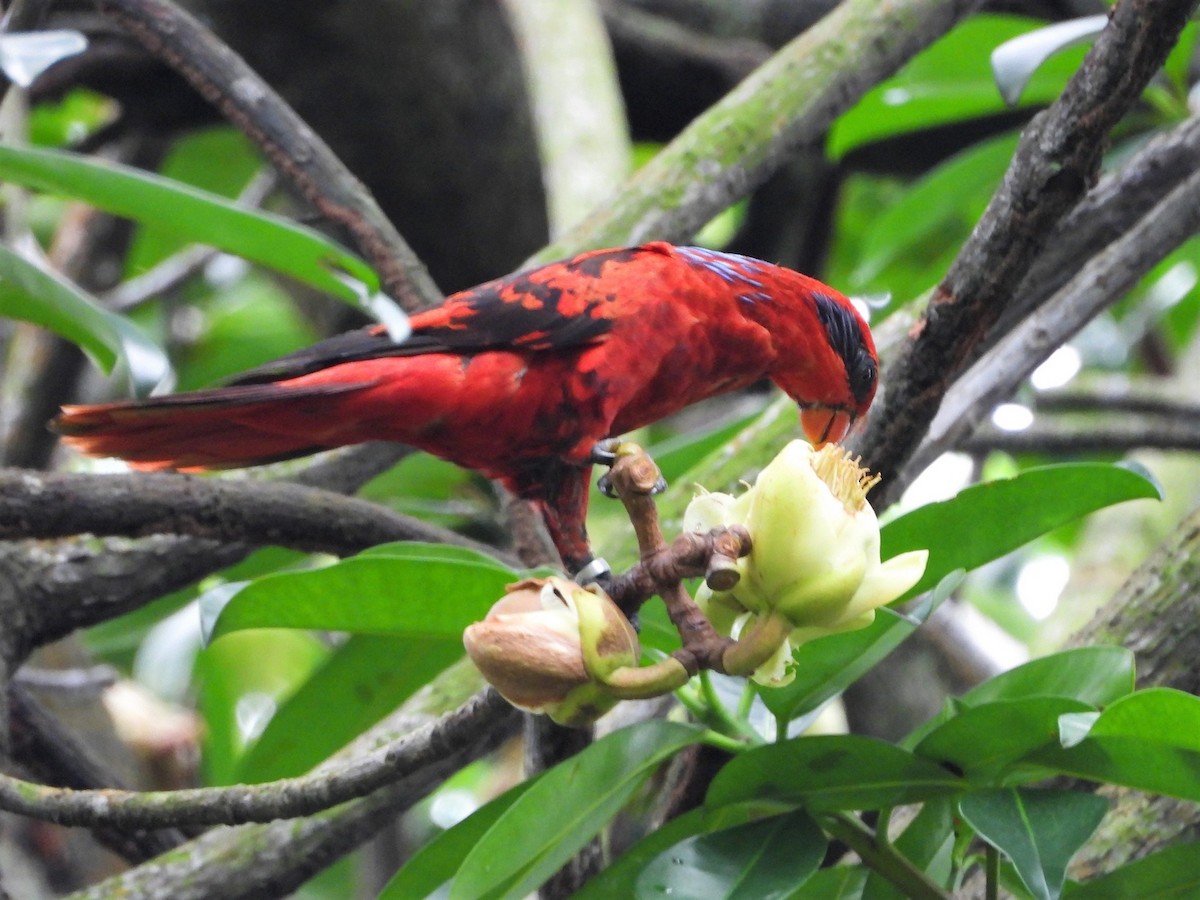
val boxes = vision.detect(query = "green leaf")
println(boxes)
[707,736,964,813]
[903,647,1135,750]
[961,647,1136,709]
[648,413,759,485]
[0,143,400,325]
[758,569,959,724]
[880,463,1160,602]
[851,133,1018,300]
[234,634,463,782]
[958,788,1108,900]
[379,780,535,900]
[990,15,1107,105]
[206,543,519,641]
[829,15,1089,158]
[0,242,170,395]
[195,629,329,786]
[1066,841,1200,899]
[575,807,756,899]
[125,128,264,275]
[1027,689,1200,802]
[451,721,703,900]
[173,274,317,390]
[914,697,1095,783]
[634,810,826,899]
[862,797,955,900]
[790,866,868,898]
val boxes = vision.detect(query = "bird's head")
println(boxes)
[769,288,878,447]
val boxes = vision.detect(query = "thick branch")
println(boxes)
[964,414,1200,456]
[905,165,1200,480]
[0,468,511,562]
[854,0,1199,498]
[70,689,519,900]
[988,114,1200,353]
[0,688,512,829]
[94,0,442,310]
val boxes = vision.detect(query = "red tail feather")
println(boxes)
[52,382,372,471]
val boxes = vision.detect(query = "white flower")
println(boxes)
[687,441,928,686]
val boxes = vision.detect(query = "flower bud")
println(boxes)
[686,440,928,686]
[463,576,640,725]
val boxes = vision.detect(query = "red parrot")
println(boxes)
[53,242,878,572]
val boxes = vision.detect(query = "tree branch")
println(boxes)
[0,468,511,562]
[0,688,513,829]
[903,165,1200,482]
[69,689,519,900]
[963,414,1200,456]
[854,0,1199,501]
[534,0,983,262]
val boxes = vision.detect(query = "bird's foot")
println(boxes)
[590,440,668,498]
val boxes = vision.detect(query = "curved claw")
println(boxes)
[574,556,614,595]
[592,441,668,499]
[596,470,618,498]
[588,439,619,467]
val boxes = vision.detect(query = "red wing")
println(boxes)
[229,246,647,386]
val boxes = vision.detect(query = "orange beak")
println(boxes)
[800,407,853,447]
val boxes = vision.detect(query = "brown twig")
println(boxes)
[0,687,512,829]
[603,444,750,675]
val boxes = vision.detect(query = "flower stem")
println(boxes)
[698,671,761,744]
[986,844,999,900]
[699,729,746,755]
[818,811,950,900]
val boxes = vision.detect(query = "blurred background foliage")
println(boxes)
[1,0,1199,896]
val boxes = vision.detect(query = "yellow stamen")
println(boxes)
[810,443,882,513]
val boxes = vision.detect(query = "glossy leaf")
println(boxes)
[0,143,403,330]
[195,629,328,786]
[830,16,1089,158]
[863,797,955,900]
[649,413,758,484]
[451,721,703,900]
[791,867,867,899]
[903,646,1135,751]
[707,735,964,813]
[1028,689,1200,802]
[634,810,825,899]
[235,634,464,782]
[0,242,170,395]
[1066,841,1200,899]
[851,133,1017,299]
[880,463,1160,602]
[959,788,1108,900]
[991,16,1107,105]
[575,807,756,899]
[379,780,535,900]
[914,697,1094,783]
[961,647,1136,709]
[758,570,960,724]
[206,543,519,642]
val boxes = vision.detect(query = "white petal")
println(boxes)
[683,490,737,533]
[750,634,796,687]
[845,550,930,617]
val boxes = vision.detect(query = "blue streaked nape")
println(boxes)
[675,245,776,303]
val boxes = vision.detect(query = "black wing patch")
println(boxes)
[813,293,877,407]
[229,265,615,386]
